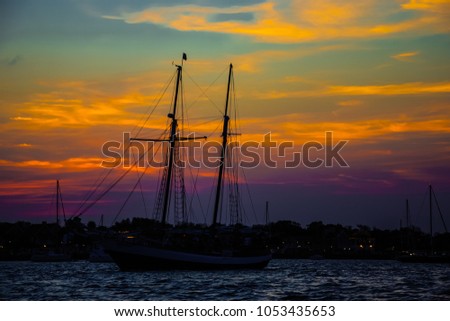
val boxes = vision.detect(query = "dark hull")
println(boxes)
[30,253,71,262]
[104,242,271,271]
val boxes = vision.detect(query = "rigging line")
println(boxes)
[185,115,220,121]
[431,187,448,233]
[48,185,56,221]
[240,162,259,225]
[231,152,243,225]
[232,74,242,143]
[187,163,207,224]
[75,123,170,219]
[152,167,164,220]
[150,127,171,220]
[112,157,153,225]
[207,120,223,138]
[181,73,185,135]
[234,149,243,225]
[71,168,110,219]
[73,139,154,218]
[71,167,117,219]
[218,167,226,224]
[415,185,429,227]
[132,71,177,138]
[58,183,67,223]
[70,73,176,219]
[190,116,223,129]
[205,167,219,225]
[184,66,228,115]
[234,89,247,225]
[132,151,149,218]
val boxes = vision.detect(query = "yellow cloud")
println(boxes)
[0,157,103,171]
[337,100,364,107]
[275,118,450,143]
[257,81,450,99]
[10,116,33,121]
[295,0,371,26]
[117,2,315,43]
[6,73,176,130]
[391,51,420,62]
[402,0,450,11]
[327,82,450,95]
[104,0,450,43]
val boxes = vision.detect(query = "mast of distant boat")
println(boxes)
[55,180,66,226]
[427,185,449,254]
[212,63,233,226]
[56,180,60,226]
[429,185,433,254]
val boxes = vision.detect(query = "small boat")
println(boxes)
[398,185,449,264]
[31,180,72,262]
[104,54,271,270]
[88,246,114,263]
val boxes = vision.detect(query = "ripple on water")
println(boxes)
[1,260,449,300]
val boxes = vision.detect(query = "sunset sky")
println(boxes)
[1,0,449,231]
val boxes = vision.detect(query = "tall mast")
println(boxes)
[129,54,197,225]
[429,184,433,253]
[56,180,60,226]
[212,63,233,226]
[161,64,182,225]
[406,199,409,228]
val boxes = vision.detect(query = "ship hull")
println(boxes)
[104,241,271,271]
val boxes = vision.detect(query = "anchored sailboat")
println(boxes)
[398,185,450,263]
[31,180,71,262]
[104,55,271,270]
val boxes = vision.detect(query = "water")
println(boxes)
[1,260,449,300]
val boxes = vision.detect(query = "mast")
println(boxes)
[406,199,409,228]
[429,184,433,254]
[161,64,182,225]
[56,180,60,226]
[405,198,410,251]
[431,186,448,233]
[212,63,233,226]
[130,54,201,225]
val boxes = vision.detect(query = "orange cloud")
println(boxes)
[10,116,33,121]
[5,73,176,130]
[391,51,420,62]
[402,0,450,11]
[238,112,450,144]
[0,179,56,198]
[257,81,450,99]
[337,100,364,107]
[327,82,450,96]
[103,0,450,43]
[0,157,103,171]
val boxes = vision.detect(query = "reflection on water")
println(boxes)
[1,260,449,300]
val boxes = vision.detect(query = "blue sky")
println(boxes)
[1,0,449,230]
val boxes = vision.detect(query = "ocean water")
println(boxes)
[1,259,449,300]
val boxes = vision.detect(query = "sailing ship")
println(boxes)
[104,55,271,270]
[31,180,72,262]
[398,185,450,263]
